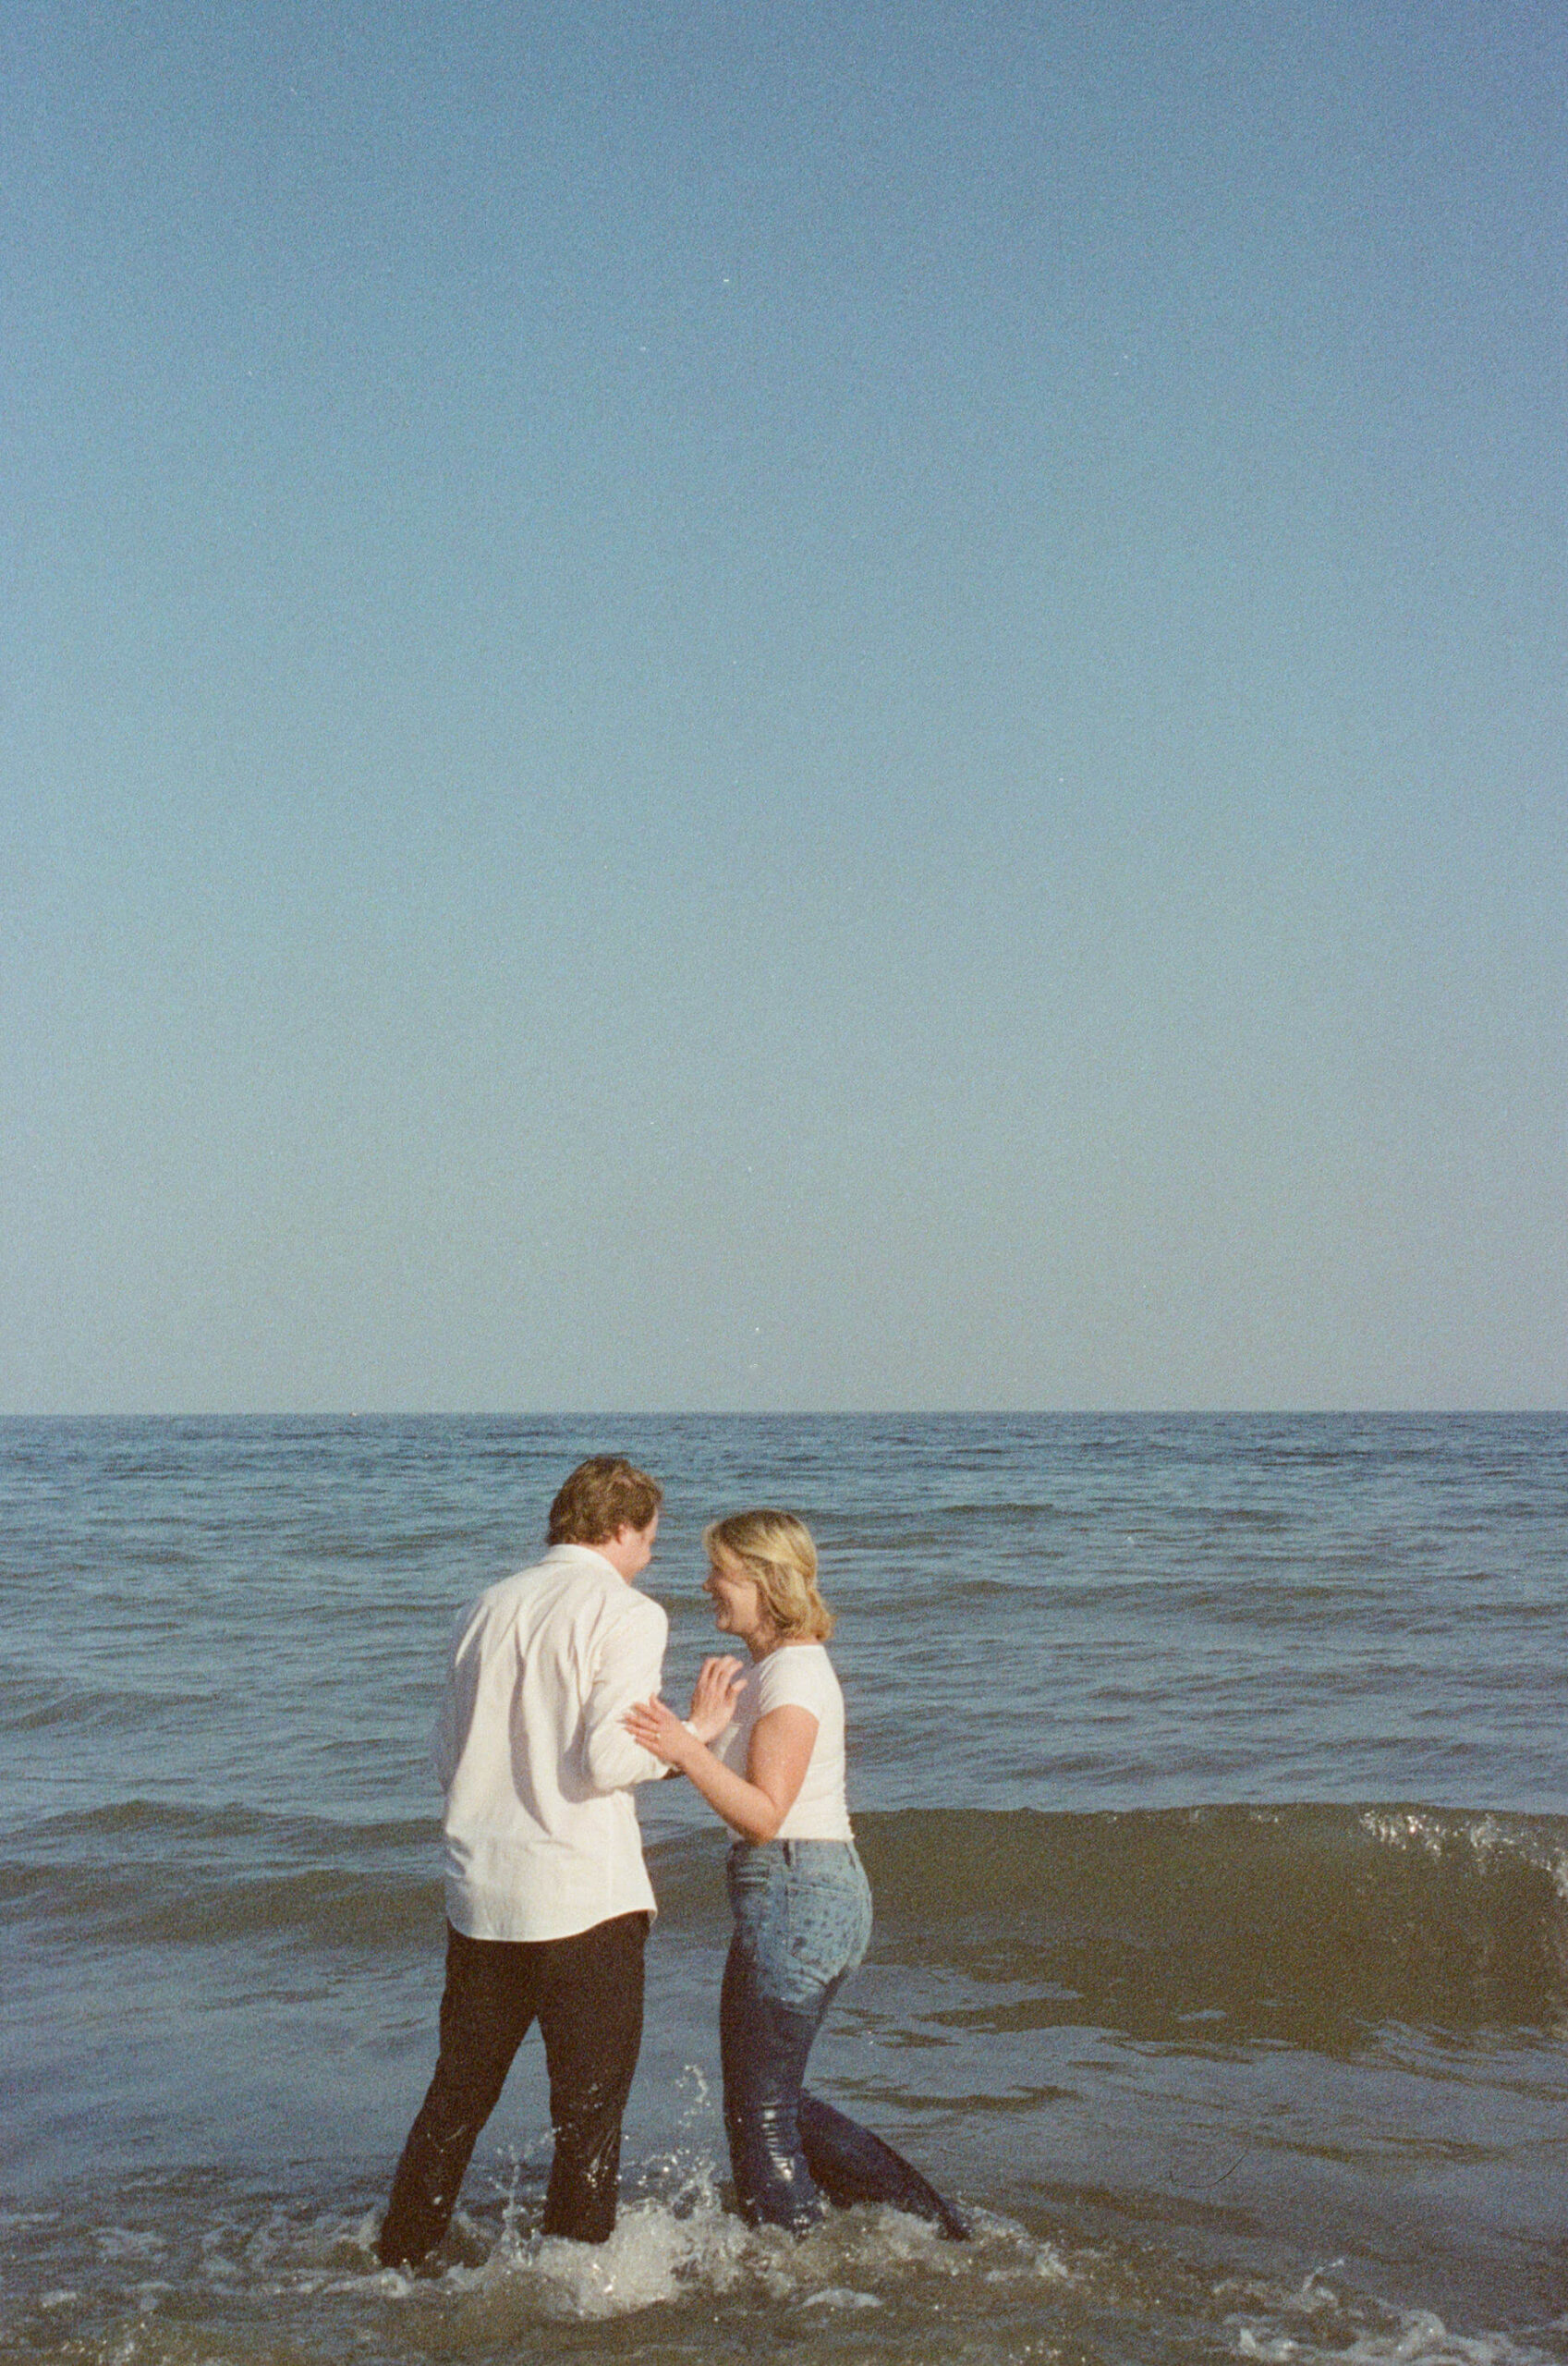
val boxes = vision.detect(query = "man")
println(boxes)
[377,1455,673,2268]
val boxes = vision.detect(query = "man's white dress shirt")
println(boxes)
[433,1543,669,1943]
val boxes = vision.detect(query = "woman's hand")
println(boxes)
[687,1655,745,1742]
[624,1694,699,1769]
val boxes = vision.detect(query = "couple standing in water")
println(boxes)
[377,1455,965,2271]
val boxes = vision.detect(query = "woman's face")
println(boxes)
[703,1550,773,1652]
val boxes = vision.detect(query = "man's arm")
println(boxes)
[431,1603,482,1792]
[582,1592,672,1791]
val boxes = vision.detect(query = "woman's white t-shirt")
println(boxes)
[712,1642,853,1842]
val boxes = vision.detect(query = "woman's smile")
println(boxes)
[703,1555,772,1653]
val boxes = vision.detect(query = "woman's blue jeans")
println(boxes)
[721,1838,873,2233]
[719,1840,971,2240]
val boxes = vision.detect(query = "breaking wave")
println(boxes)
[8,1800,1565,2039]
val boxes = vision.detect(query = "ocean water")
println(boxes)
[3,1411,1566,2366]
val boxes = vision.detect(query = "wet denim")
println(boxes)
[726,1836,873,2010]
[717,1838,969,2240]
[719,1838,873,2232]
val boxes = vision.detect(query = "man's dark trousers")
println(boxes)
[378,1911,649,2267]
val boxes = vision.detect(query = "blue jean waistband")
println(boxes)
[727,1837,858,1868]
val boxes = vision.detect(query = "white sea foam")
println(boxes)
[324,2169,1054,2326]
[429,2186,991,2321]
[8,2181,1560,2366]
[1228,2272,1566,2366]
[93,2229,164,2262]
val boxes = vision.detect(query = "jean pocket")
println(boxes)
[779,1867,871,1996]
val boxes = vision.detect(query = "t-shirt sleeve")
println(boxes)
[754,1649,835,1723]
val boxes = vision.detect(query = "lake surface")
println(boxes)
[4,1412,1566,2366]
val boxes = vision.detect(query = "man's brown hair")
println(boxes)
[548,1456,663,1546]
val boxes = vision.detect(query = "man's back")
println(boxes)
[436,1543,669,1943]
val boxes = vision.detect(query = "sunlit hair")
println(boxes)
[701,1509,834,1642]
[548,1457,662,1546]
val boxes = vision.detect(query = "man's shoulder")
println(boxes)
[450,1550,570,1646]
[472,1543,599,1601]
[473,1547,666,1637]
[564,1555,668,1640]
[459,1555,551,1620]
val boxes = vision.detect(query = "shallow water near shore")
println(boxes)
[4,1412,1567,2363]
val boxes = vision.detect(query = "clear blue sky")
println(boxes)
[4,0,1564,1411]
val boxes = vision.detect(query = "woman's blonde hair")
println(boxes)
[701,1509,835,1642]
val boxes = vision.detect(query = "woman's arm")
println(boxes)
[647,1653,748,1779]
[624,1694,818,1843]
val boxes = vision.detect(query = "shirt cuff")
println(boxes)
[662,1718,700,1777]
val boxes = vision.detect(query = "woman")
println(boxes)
[626,1510,967,2239]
